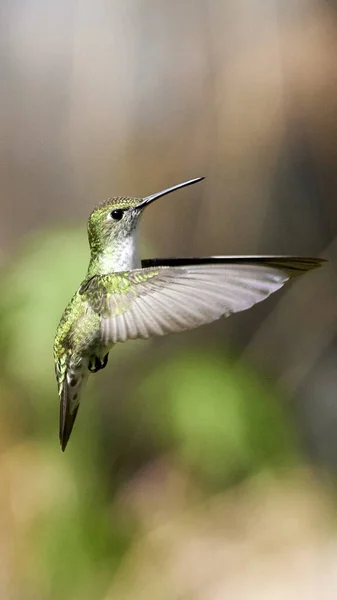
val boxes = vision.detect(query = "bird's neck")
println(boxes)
[87,231,141,276]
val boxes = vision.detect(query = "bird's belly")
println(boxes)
[92,341,114,359]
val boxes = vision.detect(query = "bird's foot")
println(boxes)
[88,353,109,373]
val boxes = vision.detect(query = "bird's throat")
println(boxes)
[87,231,141,276]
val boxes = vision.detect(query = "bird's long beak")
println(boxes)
[135,177,205,210]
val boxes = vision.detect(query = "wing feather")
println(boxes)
[79,257,323,345]
[141,256,325,273]
[97,264,285,343]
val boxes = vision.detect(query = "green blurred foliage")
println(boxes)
[0,227,88,394]
[141,351,298,488]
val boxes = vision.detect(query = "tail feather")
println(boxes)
[59,368,86,451]
[59,385,80,452]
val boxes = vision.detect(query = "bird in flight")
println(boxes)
[54,177,324,451]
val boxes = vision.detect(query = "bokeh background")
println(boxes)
[1,1,337,598]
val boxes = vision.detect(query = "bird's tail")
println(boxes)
[59,367,87,452]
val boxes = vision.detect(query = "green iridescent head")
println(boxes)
[87,177,205,255]
[87,197,140,255]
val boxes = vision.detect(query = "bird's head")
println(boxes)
[87,177,204,255]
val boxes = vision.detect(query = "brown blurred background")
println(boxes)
[1,1,337,598]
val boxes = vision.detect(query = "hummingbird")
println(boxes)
[54,177,324,451]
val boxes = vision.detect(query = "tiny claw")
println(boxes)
[88,356,101,373]
[88,354,109,373]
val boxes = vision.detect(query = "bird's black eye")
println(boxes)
[110,208,124,221]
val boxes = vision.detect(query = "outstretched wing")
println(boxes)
[80,256,324,345]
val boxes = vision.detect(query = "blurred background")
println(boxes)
[1,1,337,598]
